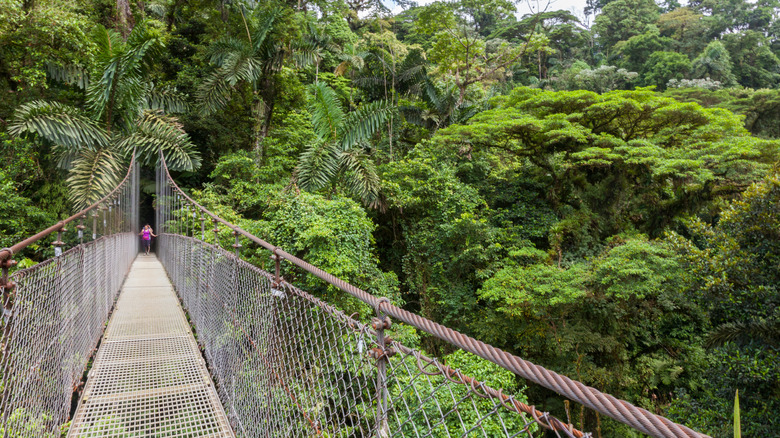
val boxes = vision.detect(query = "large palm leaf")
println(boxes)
[9,101,109,150]
[296,141,342,191]
[340,100,394,149]
[307,82,345,141]
[339,147,380,204]
[118,111,201,171]
[66,147,122,210]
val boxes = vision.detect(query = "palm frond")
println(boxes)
[340,100,394,149]
[339,147,380,205]
[293,41,323,68]
[9,101,108,150]
[91,25,124,68]
[251,6,282,52]
[706,319,780,349]
[67,147,122,210]
[295,141,341,192]
[145,2,167,18]
[47,63,90,89]
[86,57,121,121]
[220,51,263,85]
[144,84,189,113]
[118,111,201,171]
[195,72,233,115]
[123,22,164,76]
[206,37,250,66]
[307,82,345,141]
[398,105,426,127]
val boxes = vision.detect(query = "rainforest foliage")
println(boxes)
[2,0,779,435]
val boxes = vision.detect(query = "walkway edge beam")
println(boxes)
[159,155,710,438]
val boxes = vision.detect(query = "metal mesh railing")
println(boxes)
[155,161,590,438]
[157,152,711,438]
[159,234,549,438]
[0,159,139,437]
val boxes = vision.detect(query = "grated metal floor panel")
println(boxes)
[69,254,234,438]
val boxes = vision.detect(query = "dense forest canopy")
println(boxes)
[2,0,779,435]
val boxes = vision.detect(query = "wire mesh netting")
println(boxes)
[0,165,139,437]
[158,233,569,438]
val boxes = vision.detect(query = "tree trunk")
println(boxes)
[116,0,134,39]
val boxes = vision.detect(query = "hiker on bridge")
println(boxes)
[138,224,157,255]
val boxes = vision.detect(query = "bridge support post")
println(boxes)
[212,219,220,247]
[232,230,242,257]
[371,298,394,438]
[78,216,86,244]
[53,227,65,257]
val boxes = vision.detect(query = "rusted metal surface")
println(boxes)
[158,153,709,438]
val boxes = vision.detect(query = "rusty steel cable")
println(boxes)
[158,155,707,438]
[0,157,139,437]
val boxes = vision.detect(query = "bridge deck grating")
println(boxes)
[68,254,234,438]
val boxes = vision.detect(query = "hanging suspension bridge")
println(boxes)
[0,155,711,438]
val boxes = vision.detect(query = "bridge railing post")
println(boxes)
[232,230,242,257]
[371,298,394,438]
[53,226,65,257]
[77,216,86,244]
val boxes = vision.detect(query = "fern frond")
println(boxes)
[295,141,341,192]
[118,111,201,171]
[308,82,345,141]
[9,101,108,150]
[67,147,122,210]
[340,100,394,149]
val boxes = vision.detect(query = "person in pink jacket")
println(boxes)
[138,224,157,255]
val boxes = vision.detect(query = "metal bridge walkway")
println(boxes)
[68,254,234,437]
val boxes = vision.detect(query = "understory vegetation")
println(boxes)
[2,0,779,435]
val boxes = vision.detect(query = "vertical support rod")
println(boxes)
[92,211,98,240]
[372,299,392,438]
[77,216,85,245]
[232,230,241,257]
[0,250,17,437]
[200,214,206,241]
[212,219,220,247]
[53,227,65,257]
